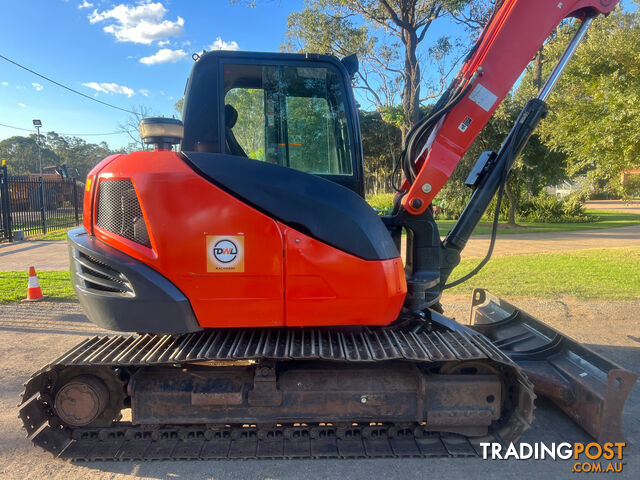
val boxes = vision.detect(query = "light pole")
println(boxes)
[33,119,42,175]
[32,119,46,234]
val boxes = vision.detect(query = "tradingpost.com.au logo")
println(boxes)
[480,442,627,473]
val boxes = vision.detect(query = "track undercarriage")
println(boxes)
[19,323,535,460]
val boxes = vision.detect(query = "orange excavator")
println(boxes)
[20,0,636,460]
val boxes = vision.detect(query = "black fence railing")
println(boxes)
[0,163,82,240]
[0,163,11,241]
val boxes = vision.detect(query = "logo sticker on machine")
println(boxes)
[469,83,498,112]
[206,235,244,272]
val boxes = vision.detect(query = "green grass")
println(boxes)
[0,271,76,303]
[436,209,640,236]
[29,228,72,241]
[446,247,640,300]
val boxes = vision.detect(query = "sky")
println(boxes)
[2,1,632,151]
[0,0,305,149]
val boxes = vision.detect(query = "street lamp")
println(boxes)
[32,119,46,234]
[32,119,42,176]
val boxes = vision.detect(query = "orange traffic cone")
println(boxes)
[23,266,46,302]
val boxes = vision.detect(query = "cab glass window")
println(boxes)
[223,64,353,176]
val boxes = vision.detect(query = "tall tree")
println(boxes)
[285,0,493,138]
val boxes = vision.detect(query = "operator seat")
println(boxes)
[224,104,248,157]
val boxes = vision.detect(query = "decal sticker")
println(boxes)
[206,235,244,272]
[458,116,473,132]
[469,84,498,112]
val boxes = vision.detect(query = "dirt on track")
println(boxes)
[0,296,638,480]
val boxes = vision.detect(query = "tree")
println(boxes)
[175,98,184,116]
[284,0,493,138]
[0,133,114,180]
[0,136,60,175]
[359,109,402,193]
[529,6,640,192]
[119,104,155,152]
[46,132,114,179]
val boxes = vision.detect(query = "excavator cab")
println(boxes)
[19,0,636,460]
[182,51,364,195]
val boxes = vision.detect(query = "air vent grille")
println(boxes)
[96,180,151,247]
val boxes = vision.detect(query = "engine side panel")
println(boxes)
[92,151,285,328]
[281,223,406,327]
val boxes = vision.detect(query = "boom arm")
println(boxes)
[400,0,619,215]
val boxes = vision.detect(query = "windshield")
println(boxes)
[223,63,353,176]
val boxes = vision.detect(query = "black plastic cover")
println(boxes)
[182,152,399,261]
[464,151,496,190]
[68,227,201,334]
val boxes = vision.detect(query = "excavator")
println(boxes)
[19,0,636,460]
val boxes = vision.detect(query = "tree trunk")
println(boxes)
[533,48,544,90]
[401,27,421,141]
[504,179,517,225]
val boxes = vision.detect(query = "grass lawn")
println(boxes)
[436,209,640,236]
[28,229,71,241]
[446,247,640,300]
[0,271,76,303]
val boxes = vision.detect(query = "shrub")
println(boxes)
[623,175,640,198]
[518,193,594,223]
[366,193,395,215]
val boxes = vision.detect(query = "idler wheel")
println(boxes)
[54,376,109,427]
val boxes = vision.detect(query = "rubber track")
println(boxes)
[19,327,535,460]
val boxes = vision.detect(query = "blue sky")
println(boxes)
[3,1,632,150]
[0,0,304,148]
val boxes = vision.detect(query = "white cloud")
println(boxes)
[78,0,93,9]
[17,103,26,108]
[139,88,150,97]
[32,82,44,91]
[209,37,239,51]
[1,82,7,86]
[89,2,184,45]
[140,48,186,65]
[82,81,135,97]
[157,39,170,46]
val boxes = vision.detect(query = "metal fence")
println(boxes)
[0,163,81,241]
[0,164,10,241]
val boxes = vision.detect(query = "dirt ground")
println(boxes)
[0,295,637,480]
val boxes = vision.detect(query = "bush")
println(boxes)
[623,175,640,198]
[518,192,594,223]
[366,193,395,215]
[589,190,617,200]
